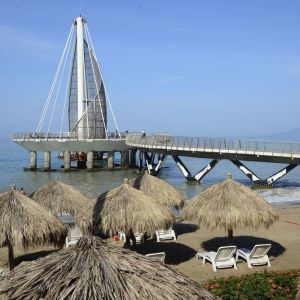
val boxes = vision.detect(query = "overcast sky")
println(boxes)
[1,0,300,138]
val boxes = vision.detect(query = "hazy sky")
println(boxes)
[1,0,300,138]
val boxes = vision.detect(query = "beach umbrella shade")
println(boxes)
[183,173,279,244]
[0,187,67,270]
[76,179,175,238]
[0,236,217,300]
[31,178,91,216]
[129,172,184,209]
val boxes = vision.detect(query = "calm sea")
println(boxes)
[1,137,300,204]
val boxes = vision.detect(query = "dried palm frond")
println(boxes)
[0,189,67,269]
[0,236,217,300]
[183,173,278,243]
[31,178,91,216]
[129,172,184,209]
[76,180,175,235]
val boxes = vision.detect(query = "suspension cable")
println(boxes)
[59,34,74,138]
[86,25,121,137]
[84,25,108,138]
[36,25,74,133]
[47,25,74,134]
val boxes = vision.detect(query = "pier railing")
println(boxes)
[126,133,300,156]
[12,132,131,141]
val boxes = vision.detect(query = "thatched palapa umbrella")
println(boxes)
[31,178,91,216]
[0,187,67,270]
[183,173,279,244]
[0,236,217,300]
[129,172,184,209]
[76,179,175,244]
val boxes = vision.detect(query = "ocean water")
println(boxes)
[1,137,300,203]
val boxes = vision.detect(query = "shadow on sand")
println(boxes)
[173,222,199,236]
[136,240,197,265]
[14,249,59,267]
[202,236,286,257]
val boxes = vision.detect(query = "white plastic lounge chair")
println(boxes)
[197,246,237,272]
[146,252,166,263]
[236,244,272,268]
[155,228,176,242]
[118,232,144,244]
[65,235,82,248]
[65,226,82,248]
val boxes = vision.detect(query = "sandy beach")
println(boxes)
[1,203,299,284]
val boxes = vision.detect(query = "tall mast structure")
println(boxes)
[12,16,132,172]
[69,16,107,139]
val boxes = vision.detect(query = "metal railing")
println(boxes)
[126,133,300,156]
[12,131,132,141]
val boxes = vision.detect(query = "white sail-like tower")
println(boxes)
[12,16,132,171]
[32,15,120,140]
[70,16,107,139]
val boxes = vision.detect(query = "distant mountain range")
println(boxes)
[246,128,300,142]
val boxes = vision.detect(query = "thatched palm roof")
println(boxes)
[0,236,216,300]
[183,174,278,243]
[129,172,184,209]
[0,189,67,269]
[76,180,175,235]
[31,178,91,216]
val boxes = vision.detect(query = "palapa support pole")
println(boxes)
[228,229,233,245]
[6,234,14,270]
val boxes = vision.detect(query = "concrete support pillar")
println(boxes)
[121,151,129,169]
[29,151,37,170]
[64,151,71,171]
[129,149,137,168]
[87,151,94,170]
[108,152,114,170]
[43,151,51,171]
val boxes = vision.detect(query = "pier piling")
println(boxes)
[129,149,137,168]
[87,151,94,170]
[108,152,114,170]
[121,151,129,169]
[29,151,37,170]
[64,151,71,171]
[43,151,51,171]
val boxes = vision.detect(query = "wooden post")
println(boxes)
[228,229,233,245]
[6,235,14,270]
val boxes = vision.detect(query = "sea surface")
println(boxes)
[1,137,300,204]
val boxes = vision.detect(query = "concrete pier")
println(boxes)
[87,151,94,170]
[108,152,114,170]
[43,151,51,171]
[30,151,37,170]
[121,151,129,169]
[129,149,137,168]
[64,151,71,171]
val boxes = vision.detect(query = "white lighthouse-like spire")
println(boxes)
[76,16,86,139]
[36,16,120,139]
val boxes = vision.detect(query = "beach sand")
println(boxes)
[0,204,299,284]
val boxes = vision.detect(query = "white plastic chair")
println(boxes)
[118,232,144,244]
[197,246,237,272]
[155,228,176,242]
[65,235,82,248]
[65,225,82,248]
[236,244,272,268]
[146,252,166,263]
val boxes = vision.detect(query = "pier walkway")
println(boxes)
[126,133,300,187]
